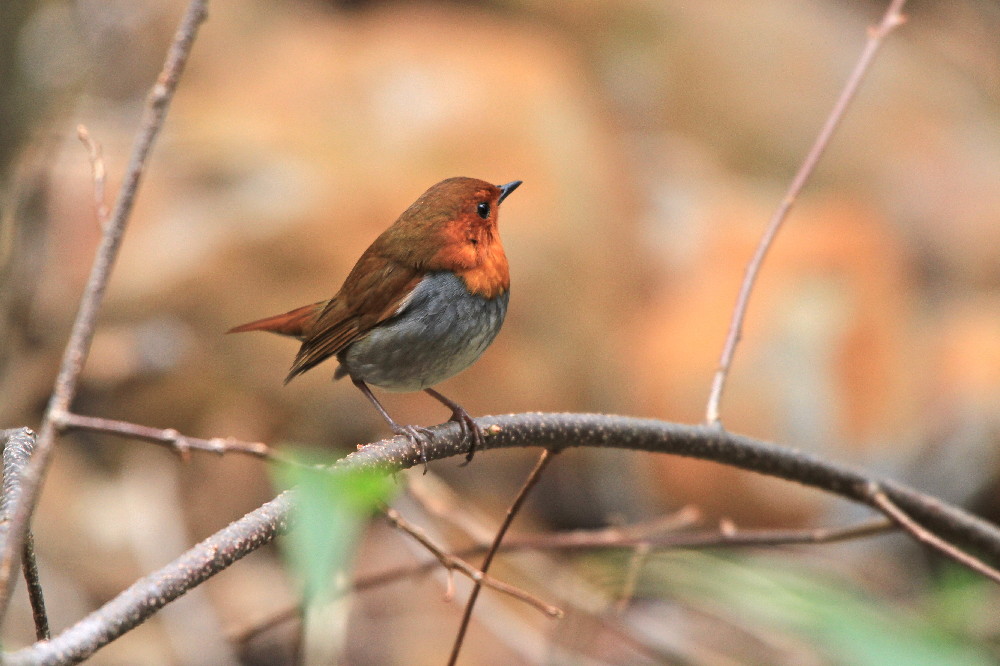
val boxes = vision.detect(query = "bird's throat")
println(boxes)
[454,243,510,299]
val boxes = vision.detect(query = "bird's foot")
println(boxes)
[448,407,485,465]
[421,388,484,465]
[391,423,435,473]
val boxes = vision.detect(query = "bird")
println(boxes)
[228,176,521,465]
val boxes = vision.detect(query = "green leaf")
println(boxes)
[273,451,396,603]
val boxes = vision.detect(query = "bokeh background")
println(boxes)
[2,0,1000,663]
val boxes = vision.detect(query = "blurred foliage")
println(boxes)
[273,452,396,603]
[635,553,999,664]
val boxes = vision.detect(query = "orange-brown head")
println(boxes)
[370,177,521,299]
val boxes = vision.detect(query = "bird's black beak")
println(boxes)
[497,180,522,205]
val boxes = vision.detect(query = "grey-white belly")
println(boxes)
[338,271,508,391]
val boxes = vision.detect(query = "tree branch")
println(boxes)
[501,515,894,552]
[0,0,210,626]
[75,125,110,230]
[383,508,563,619]
[705,0,909,425]
[7,413,999,664]
[1,429,48,640]
[54,412,296,465]
[866,484,1000,584]
[235,511,893,645]
[4,491,290,665]
[448,449,554,665]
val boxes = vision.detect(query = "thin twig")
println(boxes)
[234,512,894,646]
[1,429,49,639]
[54,411,301,465]
[404,472,497,543]
[499,515,892,551]
[374,515,894,588]
[615,542,651,614]
[234,513,894,644]
[447,449,556,666]
[21,533,48,640]
[230,607,300,646]
[383,508,563,619]
[704,0,909,426]
[8,414,1000,664]
[0,0,210,627]
[76,125,110,229]
[867,484,1000,585]
[231,507,698,646]
[406,472,701,546]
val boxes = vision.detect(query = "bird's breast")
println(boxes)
[337,271,508,391]
[430,237,509,299]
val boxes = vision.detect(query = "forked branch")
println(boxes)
[0,0,210,625]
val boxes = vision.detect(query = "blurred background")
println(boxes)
[2,0,1000,663]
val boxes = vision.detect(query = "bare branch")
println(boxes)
[20,534,47,641]
[614,542,651,614]
[448,449,555,666]
[705,0,909,426]
[0,0,210,626]
[5,491,291,666]
[234,513,892,645]
[6,413,998,664]
[55,412,299,465]
[383,508,563,619]
[75,125,110,230]
[866,484,1000,584]
[1,429,49,639]
[335,414,1000,562]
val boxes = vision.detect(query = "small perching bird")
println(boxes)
[229,177,521,463]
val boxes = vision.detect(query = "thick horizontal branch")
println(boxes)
[344,414,1000,560]
[6,412,1000,664]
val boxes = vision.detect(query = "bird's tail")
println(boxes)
[227,302,323,339]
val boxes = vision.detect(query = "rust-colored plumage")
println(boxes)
[229,177,521,463]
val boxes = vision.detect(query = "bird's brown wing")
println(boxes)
[285,251,423,382]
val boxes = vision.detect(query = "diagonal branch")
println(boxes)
[0,0,210,627]
[866,484,1000,584]
[383,507,563,618]
[704,0,909,426]
[5,413,999,664]
[448,449,554,665]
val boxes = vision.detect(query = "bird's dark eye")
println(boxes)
[476,202,490,219]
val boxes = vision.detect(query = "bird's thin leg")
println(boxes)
[353,378,433,469]
[423,388,484,464]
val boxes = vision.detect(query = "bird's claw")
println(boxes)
[393,424,435,474]
[449,409,485,465]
